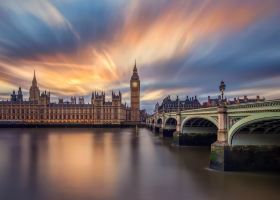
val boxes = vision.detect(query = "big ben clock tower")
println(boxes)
[130,61,140,122]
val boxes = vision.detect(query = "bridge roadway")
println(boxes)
[146,100,280,171]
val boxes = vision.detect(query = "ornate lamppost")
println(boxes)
[177,95,180,114]
[219,80,226,105]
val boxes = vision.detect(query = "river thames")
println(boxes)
[0,128,279,200]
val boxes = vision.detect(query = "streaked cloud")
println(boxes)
[0,0,280,112]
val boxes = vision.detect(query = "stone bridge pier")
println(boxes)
[154,118,162,134]
[147,119,156,132]
[209,105,280,171]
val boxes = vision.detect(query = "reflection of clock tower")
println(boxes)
[130,61,140,122]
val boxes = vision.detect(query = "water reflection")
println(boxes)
[0,128,279,200]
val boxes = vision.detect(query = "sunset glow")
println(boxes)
[0,0,280,112]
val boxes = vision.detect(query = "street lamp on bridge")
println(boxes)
[176,95,180,114]
[219,80,226,102]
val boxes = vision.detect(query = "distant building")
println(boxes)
[140,109,148,123]
[0,63,142,125]
[202,95,265,107]
[155,95,201,113]
[202,96,221,107]
[155,94,266,114]
[227,95,265,105]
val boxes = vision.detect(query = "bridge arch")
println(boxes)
[156,118,163,125]
[180,116,218,133]
[228,113,280,145]
[180,116,218,145]
[164,117,177,130]
[165,117,177,126]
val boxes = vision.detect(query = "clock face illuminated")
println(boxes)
[132,82,138,87]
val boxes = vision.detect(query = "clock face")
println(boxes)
[132,82,138,88]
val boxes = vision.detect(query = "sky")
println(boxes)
[0,0,280,112]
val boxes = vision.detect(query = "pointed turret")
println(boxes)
[133,60,137,73]
[32,70,37,86]
[131,59,139,81]
[17,86,23,102]
[29,70,40,102]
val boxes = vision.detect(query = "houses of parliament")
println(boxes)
[0,63,141,125]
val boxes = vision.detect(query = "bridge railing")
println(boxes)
[227,99,280,111]
[147,99,280,121]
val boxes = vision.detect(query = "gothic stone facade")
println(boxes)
[155,95,201,113]
[0,65,141,125]
[155,94,265,113]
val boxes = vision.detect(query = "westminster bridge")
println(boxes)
[146,99,280,171]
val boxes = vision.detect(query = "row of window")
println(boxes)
[0,109,120,114]
[0,114,123,120]
[163,105,200,108]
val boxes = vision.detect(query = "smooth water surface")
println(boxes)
[0,128,279,200]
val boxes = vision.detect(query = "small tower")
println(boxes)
[11,90,17,102]
[112,91,122,121]
[17,87,23,102]
[112,91,122,106]
[79,97,85,104]
[71,96,77,104]
[130,60,140,122]
[29,70,40,102]
[92,91,105,106]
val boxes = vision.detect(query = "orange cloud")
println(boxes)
[106,0,279,68]
[0,0,279,104]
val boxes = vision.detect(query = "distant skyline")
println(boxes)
[0,0,280,112]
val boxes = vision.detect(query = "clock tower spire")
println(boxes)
[130,60,140,122]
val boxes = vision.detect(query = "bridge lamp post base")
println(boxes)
[209,142,230,171]
[172,131,182,146]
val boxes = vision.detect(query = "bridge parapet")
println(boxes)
[181,107,217,115]
[147,100,280,136]
[227,99,280,113]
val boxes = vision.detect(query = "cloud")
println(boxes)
[0,0,279,112]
